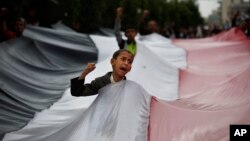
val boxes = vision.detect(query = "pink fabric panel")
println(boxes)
[179,41,250,96]
[149,28,250,141]
[149,97,250,141]
[172,27,247,45]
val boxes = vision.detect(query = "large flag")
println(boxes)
[1,24,250,141]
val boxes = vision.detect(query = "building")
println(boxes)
[220,0,250,24]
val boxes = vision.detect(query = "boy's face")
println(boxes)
[111,51,133,78]
[15,20,25,34]
[147,20,159,33]
[125,28,137,41]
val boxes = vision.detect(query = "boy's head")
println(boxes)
[111,49,134,79]
[124,25,137,41]
[147,20,159,33]
[14,17,25,36]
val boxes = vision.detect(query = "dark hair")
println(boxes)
[112,49,134,59]
[122,25,137,32]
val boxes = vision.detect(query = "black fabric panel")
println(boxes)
[0,25,98,137]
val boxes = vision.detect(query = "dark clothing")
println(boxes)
[71,72,112,97]
[139,17,151,35]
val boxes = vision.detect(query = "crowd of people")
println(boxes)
[230,11,250,37]
[0,4,40,42]
[0,0,62,43]
[1,3,250,43]
[0,10,25,42]
[118,8,250,39]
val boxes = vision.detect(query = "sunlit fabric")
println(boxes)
[148,28,250,141]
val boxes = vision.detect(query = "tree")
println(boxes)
[6,0,204,33]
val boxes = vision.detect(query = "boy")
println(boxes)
[71,49,134,97]
[114,7,137,55]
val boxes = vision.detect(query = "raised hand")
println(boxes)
[79,63,96,80]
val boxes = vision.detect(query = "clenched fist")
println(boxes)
[78,63,96,80]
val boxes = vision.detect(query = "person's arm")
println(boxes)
[114,7,124,48]
[71,74,111,96]
[70,63,111,96]
[71,63,97,96]
[139,9,150,35]
[71,77,89,96]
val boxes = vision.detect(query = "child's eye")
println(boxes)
[126,59,132,64]
[121,57,126,61]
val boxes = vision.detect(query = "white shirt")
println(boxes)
[110,74,124,84]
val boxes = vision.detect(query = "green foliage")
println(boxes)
[120,0,139,29]
[7,0,204,33]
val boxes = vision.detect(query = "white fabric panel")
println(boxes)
[138,33,187,69]
[84,41,180,100]
[139,33,171,43]
[4,81,151,141]
[88,34,183,100]
[90,32,186,70]
[145,42,186,69]
[127,41,180,100]
[90,35,119,62]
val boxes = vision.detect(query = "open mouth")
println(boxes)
[120,67,127,72]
